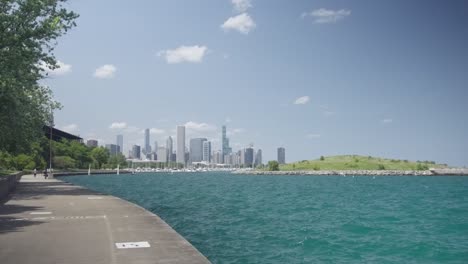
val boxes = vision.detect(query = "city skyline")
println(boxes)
[44,0,468,166]
[110,124,266,167]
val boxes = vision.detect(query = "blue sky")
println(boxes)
[43,0,468,166]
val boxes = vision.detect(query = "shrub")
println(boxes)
[14,154,34,170]
[320,156,325,161]
[377,164,385,170]
[53,156,76,169]
[416,163,429,171]
[267,161,279,171]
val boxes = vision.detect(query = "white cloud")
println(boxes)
[109,122,127,129]
[294,96,310,105]
[61,124,79,134]
[232,0,252,12]
[157,45,208,64]
[306,133,321,139]
[94,64,117,79]
[382,118,393,124]
[40,60,72,76]
[302,8,351,24]
[221,13,256,34]
[225,117,232,123]
[184,121,217,133]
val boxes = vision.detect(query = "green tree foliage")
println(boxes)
[107,153,128,168]
[268,160,279,171]
[14,154,34,170]
[0,0,78,154]
[320,156,325,161]
[90,147,109,169]
[53,156,75,169]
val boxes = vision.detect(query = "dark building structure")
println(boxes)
[43,125,83,143]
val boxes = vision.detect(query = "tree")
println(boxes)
[0,0,78,154]
[268,160,279,171]
[90,147,109,169]
[53,156,76,169]
[14,154,34,170]
[107,153,128,168]
[320,156,325,161]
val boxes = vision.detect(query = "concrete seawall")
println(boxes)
[0,174,210,264]
[0,172,24,201]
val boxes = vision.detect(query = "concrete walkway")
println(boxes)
[0,175,210,264]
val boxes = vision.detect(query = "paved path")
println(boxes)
[0,175,210,264]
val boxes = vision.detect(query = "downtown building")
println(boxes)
[221,125,232,163]
[116,134,123,154]
[143,128,151,155]
[202,141,211,163]
[254,149,262,167]
[166,136,174,161]
[176,126,185,166]
[157,147,167,163]
[189,138,207,163]
[132,145,141,160]
[277,147,286,164]
[244,147,254,168]
[86,139,98,147]
[105,144,120,156]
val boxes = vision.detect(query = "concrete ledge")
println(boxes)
[0,172,24,201]
[53,170,131,177]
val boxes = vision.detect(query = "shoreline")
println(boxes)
[233,168,468,176]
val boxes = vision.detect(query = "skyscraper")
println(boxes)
[203,141,211,162]
[105,144,120,156]
[176,126,185,165]
[154,141,158,154]
[116,134,123,154]
[144,128,151,154]
[166,136,173,159]
[244,147,254,167]
[189,138,207,163]
[132,145,141,160]
[254,149,263,167]
[221,125,231,163]
[157,147,167,162]
[277,147,286,164]
[86,139,98,147]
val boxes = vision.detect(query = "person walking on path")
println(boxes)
[33,168,37,177]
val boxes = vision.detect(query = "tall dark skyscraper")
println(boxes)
[116,134,123,154]
[144,128,151,154]
[132,145,141,160]
[244,147,254,167]
[277,147,286,164]
[221,125,231,163]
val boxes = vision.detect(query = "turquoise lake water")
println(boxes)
[62,173,468,263]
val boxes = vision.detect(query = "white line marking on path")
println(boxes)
[30,212,52,215]
[87,196,103,199]
[115,241,151,249]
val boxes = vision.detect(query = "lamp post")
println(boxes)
[49,108,54,178]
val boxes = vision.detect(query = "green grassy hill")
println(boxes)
[280,155,448,171]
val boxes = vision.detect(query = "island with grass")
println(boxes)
[234,155,468,176]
